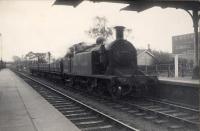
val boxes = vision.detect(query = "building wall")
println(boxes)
[137,52,154,66]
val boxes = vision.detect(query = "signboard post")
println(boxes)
[175,55,179,78]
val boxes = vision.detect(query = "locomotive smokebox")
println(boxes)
[114,26,125,39]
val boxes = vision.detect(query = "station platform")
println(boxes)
[0,69,80,131]
[158,76,199,87]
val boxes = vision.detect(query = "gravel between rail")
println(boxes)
[16,71,199,131]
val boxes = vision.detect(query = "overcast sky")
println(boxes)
[0,0,194,61]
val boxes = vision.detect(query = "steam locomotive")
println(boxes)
[30,26,157,99]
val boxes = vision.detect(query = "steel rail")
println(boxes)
[17,71,140,131]
[120,100,199,126]
[146,98,199,113]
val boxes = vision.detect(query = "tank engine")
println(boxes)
[30,26,157,99]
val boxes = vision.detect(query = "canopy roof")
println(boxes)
[54,0,200,12]
[54,0,82,7]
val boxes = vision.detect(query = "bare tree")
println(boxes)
[151,50,173,64]
[86,16,113,39]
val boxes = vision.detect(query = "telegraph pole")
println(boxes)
[0,33,2,61]
[48,52,51,72]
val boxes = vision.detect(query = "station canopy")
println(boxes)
[54,0,200,12]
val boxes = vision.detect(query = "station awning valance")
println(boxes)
[54,0,200,12]
[54,0,83,7]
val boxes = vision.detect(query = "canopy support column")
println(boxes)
[187,10,200,79]
[192,10,200,79]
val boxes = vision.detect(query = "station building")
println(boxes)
[137,49,157,66]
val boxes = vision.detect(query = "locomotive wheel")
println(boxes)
[73,81,80,89]
[96,86,104,96]
[87,79,97,93]
[87,85,94,93]
[110,86,122,100]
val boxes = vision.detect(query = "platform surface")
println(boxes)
[159,76,199,86]
[0,69,80,131]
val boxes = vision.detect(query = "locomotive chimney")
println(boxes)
[114,26,125,39]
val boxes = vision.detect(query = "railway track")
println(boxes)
[79,94,199,130]
[16,71,199,131]
[62,79,199,130]
[17,71,139,131]
[99,98,199,130]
